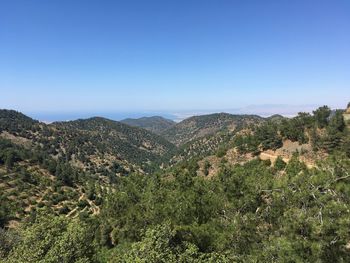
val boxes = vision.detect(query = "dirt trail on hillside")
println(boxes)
[259,140,316,168]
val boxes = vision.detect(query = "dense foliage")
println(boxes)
[234,106,350,156]
[2,155,350,262]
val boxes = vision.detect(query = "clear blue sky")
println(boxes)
[0,0,349,118]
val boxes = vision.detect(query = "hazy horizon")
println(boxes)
[5,102,345,123]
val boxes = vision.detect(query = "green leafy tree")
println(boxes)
[6,214,94,263]
[119,223,178,262]
[5,151,16,170]
[0,228,20,259]
[255,123,282,150]
[274,156,286,170]
[203,160,211,176]
[313,105,331,128]
[322,110,346,152]
[328,110,345,132]
[280,113,310,143]
[215,146,227,158]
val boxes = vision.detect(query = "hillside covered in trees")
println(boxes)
[0,110,176,176]
[161,113,264,146]
[1,104,350,262]
[121,116,175,134]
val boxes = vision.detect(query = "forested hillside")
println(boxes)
[162,113,263,146]
[1,104,350,262]
[121,116,175,134]
[172,106,350,171]
[52,117,176,172]
[0,110,176,175]
[0,138,102,230]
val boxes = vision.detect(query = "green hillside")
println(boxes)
[162,113,263,146]
[0,110,176,175]
[52,117,176,171]
[121,116,175,134]
[0,138,102,229]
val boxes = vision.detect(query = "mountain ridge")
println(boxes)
[161,112,264,146]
